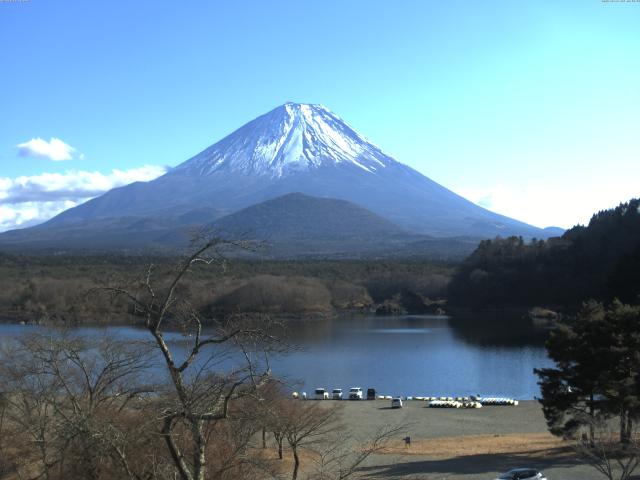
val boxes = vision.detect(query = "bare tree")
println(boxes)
[576,416,640,480]
[251,381,291,460]
[280,401,342,480]
[0,388,28,479]
[97,237,284,480]
[308,423,407,480]
[0,332,156,480]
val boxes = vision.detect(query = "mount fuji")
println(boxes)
[0,103,561,254]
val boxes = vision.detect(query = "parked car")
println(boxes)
[391,397,403,409]
[348,387,363,400]
[367,388,376,400]
[496,469,546,480]
[315,388,329,400]
[332,388,343,400]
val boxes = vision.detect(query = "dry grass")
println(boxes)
[380,432,569,459]
[251,444,324,475]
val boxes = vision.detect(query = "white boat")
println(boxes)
[480,397,518,406]
[428,400,462,408]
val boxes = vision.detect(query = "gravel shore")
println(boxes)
[329,400,602,480]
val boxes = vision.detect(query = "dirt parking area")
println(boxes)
[329,400,603,480]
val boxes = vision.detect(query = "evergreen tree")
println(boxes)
[535,301,607,442]
[535,300,640,443]
[601,301,640,443]
[448,198,640,308]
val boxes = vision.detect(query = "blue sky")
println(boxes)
[1,0,639,231]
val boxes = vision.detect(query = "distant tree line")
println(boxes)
[0,256,453,324]
[448,198,640,309]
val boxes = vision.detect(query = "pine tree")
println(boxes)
[535,300,640,444]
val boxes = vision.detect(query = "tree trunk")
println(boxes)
[292,446,300,480]
[589,394,595,446]
[38,435,51,480]
[262,426,267,449]
[193,421,207,480]
[274,432,283,459]
[76,439,100,480]
[620,408,630,444]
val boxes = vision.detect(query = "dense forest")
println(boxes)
[448,198,640,309]
[4,198,639,323]
[0,254,453,324]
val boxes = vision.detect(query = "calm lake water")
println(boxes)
[0,314,554,399]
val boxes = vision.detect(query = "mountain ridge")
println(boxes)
[0,102,563,252]
[0,193,480,259]
[212,192,409,240]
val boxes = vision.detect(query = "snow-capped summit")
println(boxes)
[8,102,559,243]
[171,102,397,178]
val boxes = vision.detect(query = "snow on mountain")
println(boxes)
[171,103,394,178]
[0,102,562,246]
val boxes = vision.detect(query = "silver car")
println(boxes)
[496,469,546,480]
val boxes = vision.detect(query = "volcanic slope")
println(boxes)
[0,102,559,252]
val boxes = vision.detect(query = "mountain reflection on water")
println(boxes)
[448,312,550,348]
[274,314,553,399]
[0,313,553,399]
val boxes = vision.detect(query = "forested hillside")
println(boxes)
[448,198,640,308]
[0,255,453,324]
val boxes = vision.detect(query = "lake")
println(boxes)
[0,314,554,399]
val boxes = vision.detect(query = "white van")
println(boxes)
[348,387,363,400]
[315,388,329,400]
[391,397,403,409]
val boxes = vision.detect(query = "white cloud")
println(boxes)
[0,201,82,232]
[454,183,640,230]
[16,137,77,161]
[0,165,167,232]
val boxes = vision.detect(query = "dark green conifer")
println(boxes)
[536,300,640,444]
